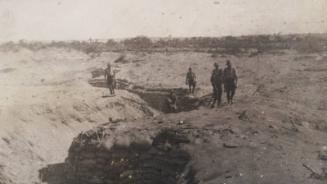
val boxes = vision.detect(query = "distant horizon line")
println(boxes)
[2,32,327,43]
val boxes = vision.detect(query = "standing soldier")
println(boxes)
[104,63,115,95]
[185,67,196,95]
[223,60,238,104]
[211,63,224,108]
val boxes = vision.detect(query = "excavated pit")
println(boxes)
[37,72,204,184]
[40,129,197,184]
[38,73,202,184]
[88,78,211,113]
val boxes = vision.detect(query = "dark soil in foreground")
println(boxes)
[39,96,327,184]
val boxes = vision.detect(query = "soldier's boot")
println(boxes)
[218,92,222,106]
[211,99,216,108]
[218,101,221,107]
[228,92,233,104]
[192,85,196,94]
[231,91,235,104]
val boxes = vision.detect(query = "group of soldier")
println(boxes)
[104,59,238,108]
[186,60,238,107]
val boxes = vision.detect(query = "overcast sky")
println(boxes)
[0,0,326,42]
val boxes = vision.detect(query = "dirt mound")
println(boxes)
[41,127,196,184]
[40,101,327,184]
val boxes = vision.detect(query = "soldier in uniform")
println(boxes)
[167,90,178,113]
[185,67,196,94]
[223,60,238,104]
[104,64,116,95]
[210,63,224,107]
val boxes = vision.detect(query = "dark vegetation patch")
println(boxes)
[2,33,327,54]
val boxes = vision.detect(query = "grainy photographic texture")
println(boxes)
[0,0,327,184]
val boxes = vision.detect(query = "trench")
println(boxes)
[38,73,204,184]
[39,129,198,184]
[88,78,212,113]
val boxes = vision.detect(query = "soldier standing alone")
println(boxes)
[223,60,238,104]
[211,63,224,107]
[186,67,196,95]
[104,63,116,95]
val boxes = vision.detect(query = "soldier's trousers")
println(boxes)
[212,84,222,106]
[225,80,236,103]
[107,78,116,95]
[188,81,196,94]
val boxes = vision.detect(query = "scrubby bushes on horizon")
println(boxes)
[1,33,327,54]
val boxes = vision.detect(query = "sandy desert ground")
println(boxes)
[0,47,327,184]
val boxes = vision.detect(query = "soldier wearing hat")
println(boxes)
[104,63,116,95]
[185,67,196,94]
[210,62,224,107]
[223,60,238,104]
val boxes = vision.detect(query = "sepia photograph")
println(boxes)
[0,0,327,183]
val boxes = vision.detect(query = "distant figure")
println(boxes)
[210,63,224,108]
[104,64,116,95]
[223,60,238,104]
[185,67,196,94]
[167,90,178,112]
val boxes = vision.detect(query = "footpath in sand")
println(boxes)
[1,48,327,183]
